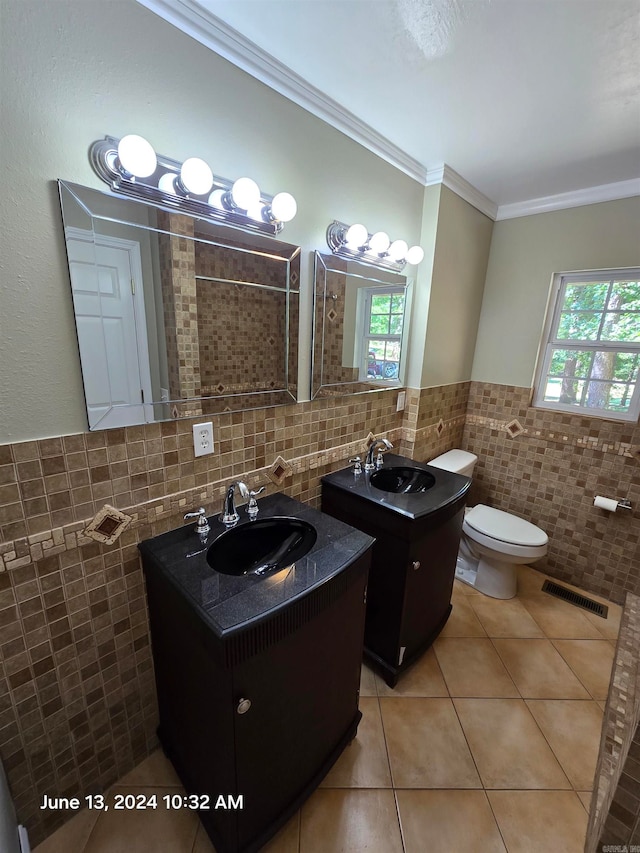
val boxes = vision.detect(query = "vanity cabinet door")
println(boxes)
[399,509,464,658]
[231,559,368,851]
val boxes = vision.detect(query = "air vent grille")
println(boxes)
[541,579,608,618]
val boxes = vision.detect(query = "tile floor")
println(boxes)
[33,564,621,853]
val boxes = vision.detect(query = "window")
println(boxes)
[361,287,405,381]
[534,269,640,421]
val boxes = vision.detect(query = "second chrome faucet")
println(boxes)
[364,438,393,471]
[221,481,265,526]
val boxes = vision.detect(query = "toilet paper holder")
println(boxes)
[594,495,632,512]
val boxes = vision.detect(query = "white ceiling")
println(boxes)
[140,0,640,211]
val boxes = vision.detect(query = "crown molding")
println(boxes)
[136,0,427,183]
[426,164,498,220]
[496,178,640,220]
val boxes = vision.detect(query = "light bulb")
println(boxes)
[368,231,390,254]
[345,223,368,248]
[180,158,213,195]
[389,239,408,261]
[406,245,425,265]
[231,177,261,210]
[270,192,297,222]
[117,135,157,178]
[247,202,266,222]
[158,172,177,194]
[208,189,226,209]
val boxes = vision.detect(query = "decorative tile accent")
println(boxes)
[436,418,444,436]
[267,455,293,486]
[83,504,132,545]
[327,308,337,323]
[505,418,525,438]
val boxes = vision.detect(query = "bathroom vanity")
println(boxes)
[139,493,373,853]
[321,453,470,686]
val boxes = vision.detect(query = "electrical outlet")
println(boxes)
[396,391,406,412]
[193,422,214,457]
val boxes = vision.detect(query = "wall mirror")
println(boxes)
[312,251,411,398]
[58,181,301,429]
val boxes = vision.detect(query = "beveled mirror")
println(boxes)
[58,181,300,429]
[312,252,411,398]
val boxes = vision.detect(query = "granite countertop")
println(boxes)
[321,452,471,520]
[139,492,374,640]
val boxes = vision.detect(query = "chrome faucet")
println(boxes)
[221,481,266,525]
[364,437,393,471]
[221,482,244,526]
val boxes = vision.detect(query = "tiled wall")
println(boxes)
[195,241,287,394]
[463,382,640,605]
[587,593,640,849]
[1,378,638,846]
[3,385,473,845]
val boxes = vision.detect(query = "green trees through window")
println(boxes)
[535,271,640,420]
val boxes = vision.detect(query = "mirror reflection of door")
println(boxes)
[65,228,153,428]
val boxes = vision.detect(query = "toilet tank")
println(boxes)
[429,449,477,478]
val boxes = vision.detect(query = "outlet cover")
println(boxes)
[396,391,406,412]
[193,422,214,457]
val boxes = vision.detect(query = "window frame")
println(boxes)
[533,268,640,422]
[358,285,406,383]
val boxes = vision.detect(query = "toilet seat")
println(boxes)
[463,505,548,560]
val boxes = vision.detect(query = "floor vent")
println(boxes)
[541,580,608,618]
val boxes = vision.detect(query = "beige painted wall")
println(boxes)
[472,197,640,387]
[0,0,424,442]
[421,186,493,387]
[405,184,441,388]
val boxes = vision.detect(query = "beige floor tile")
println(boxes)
[433,638,519,697]
[453,578,481,596]
[488,790,588,853]
[492,638,590,698]
[262,811,300,853]
[396,789,506,853]
[33,807,99,853]
[515,565,549,597]
[375,648,448,697]
[83,787,199,853]
[577,791,593,813]
[440,594,487,638]
[299,789,403,853]
[552,639,615,700]
[525,699,604,789]
[453,698,571,790]
[583,606,621,640]
[468,596,545,638]
[321,697,392,788]
[359,662,377,697]
[380,697,481,788]
[116,749,182,788]
[519,596,606,639]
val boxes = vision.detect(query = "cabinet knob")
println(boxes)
[236,698,252,715]
[412,561,421,571]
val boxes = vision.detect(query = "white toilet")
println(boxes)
[428,449,548,599]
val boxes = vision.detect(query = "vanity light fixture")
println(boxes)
[90,134,297,236]
[326,220,424,271]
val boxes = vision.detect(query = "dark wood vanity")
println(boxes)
[139,493,373,853]
[321,453,470,686]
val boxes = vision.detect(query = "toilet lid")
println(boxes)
[465,504,548,547]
